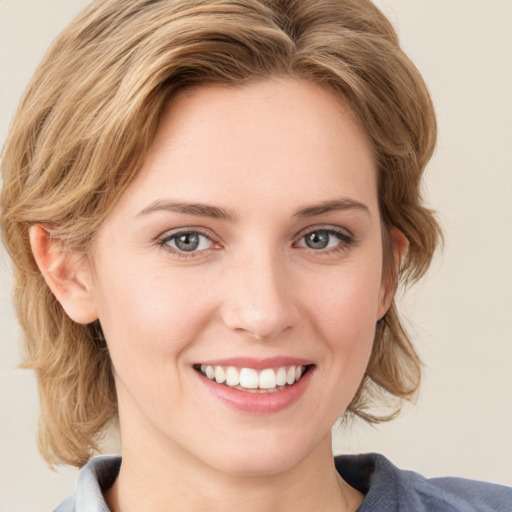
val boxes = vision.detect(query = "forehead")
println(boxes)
[112,78,378,219]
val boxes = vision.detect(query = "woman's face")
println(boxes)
[84,79,394,476]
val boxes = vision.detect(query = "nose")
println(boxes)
[220,250,301,340]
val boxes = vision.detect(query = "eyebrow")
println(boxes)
[137,200,237,221]
[137,197,370,221]
[293,198,371,218]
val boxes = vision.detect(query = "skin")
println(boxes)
[31,78,404,512]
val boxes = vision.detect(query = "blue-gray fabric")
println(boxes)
[335,454,511,511]
[54,453,512,512]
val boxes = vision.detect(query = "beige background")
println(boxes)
[1,0,511,510]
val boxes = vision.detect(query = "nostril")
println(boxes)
[221,302,300,340]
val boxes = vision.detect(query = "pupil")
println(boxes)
[306,231,329,249]
[176,233,199,251]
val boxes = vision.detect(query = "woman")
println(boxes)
[1,1,510,511]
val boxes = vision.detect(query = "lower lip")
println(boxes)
[197,368,314,414]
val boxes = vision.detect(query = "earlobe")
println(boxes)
[29,224,98,324]
[378,228,408,318]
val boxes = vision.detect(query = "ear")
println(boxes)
[29,224,98,324]
[378,228,408,319]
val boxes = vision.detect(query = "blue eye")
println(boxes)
[297,229,353,251]
[162,231,214,253]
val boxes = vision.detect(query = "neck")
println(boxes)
[105,432,362,512]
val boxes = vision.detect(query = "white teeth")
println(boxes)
[214,366,226,384]
[199,364,308,391]
[205,365,215,380]
[276,367,287,386]
[286,366,295,385]
[225,366,240,386]
[259,368,276,389]
[239,368,259,389]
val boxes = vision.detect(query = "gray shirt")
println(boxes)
[54,453,512,511]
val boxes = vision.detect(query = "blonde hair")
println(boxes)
[1,0,441,467]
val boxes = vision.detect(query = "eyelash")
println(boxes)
[293,227,355,256]
[158,229,220,259]
[157,226,355,259]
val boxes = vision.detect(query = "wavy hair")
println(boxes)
[1,0,441,467]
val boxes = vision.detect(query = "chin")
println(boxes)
[194,430,325,478]
[209,451,304,478]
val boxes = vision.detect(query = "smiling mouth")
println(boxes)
[194,364,313,393]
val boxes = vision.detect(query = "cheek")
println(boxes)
[91,263,216,371]
[308,259,383,330]
[304,261,382,375]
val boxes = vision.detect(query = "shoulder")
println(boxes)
[53,455,121,512]
[335,453,512,512]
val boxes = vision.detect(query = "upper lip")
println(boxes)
[196,356,314,369]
